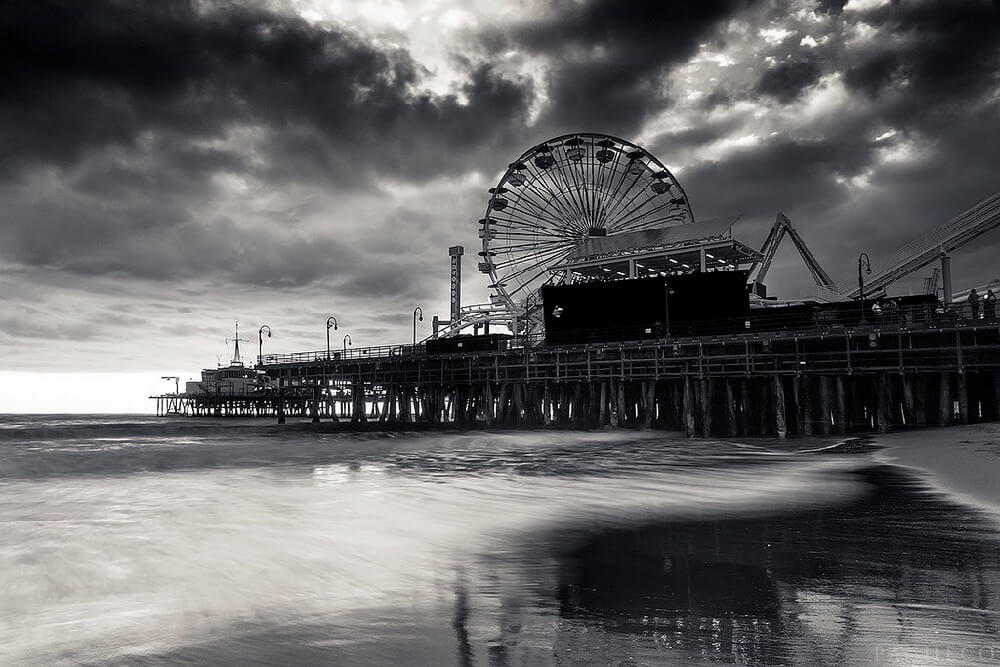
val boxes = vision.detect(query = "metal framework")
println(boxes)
[749,213,835,290]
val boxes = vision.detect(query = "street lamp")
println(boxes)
[413,306,424,345]
[343,334,352,354]
[858,252,872,325]
[258,325,271,366]
[326,316,338,359]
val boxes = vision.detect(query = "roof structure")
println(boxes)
[566,216,738,262]
[550,216,761,280]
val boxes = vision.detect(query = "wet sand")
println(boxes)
[1,417,998,665]
[877,423,1000,521]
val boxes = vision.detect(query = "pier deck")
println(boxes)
[251,316,1000,437]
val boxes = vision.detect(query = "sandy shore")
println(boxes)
[876,423,1000,521]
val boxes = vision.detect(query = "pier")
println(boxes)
[248,306,1000,437]
[151,134,1000,437]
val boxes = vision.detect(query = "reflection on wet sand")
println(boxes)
[5,419,999,665]
[93,465,1000,666]
[543,465,1000,665]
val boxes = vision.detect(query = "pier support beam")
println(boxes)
[615,380,631,426]
[699,379,712,437]
[834,376,847,434]
[352,379,367,424]
[902,375,915,426]
[641,381,654,429]
[817,376,832,435]
[484,382,494,426]
[957,372,969,424]
[939,372,952,425]
[542,382,553,426]
[683,377,695,437]
[311,385,321,423]
[877,374,891,434]
[994,372,1000,422]
[797,376,813,437]
[725,379,738,437]
[739,379,751,436]
[774,375,787,439]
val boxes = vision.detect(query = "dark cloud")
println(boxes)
[653,119,747,154]
[843,52,900,98]
[755,61,822,103]
[701,88,734,110]
[814,0,850,15]
[679,133,877,220]
[0,0,533,183]
[0,0,534,298]
[485,0,752,135]
[842,1,1000,106]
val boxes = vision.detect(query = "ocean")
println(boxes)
[1,415,998,665]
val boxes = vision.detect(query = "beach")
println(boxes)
[0,416,998,665]
[877,423,1000,523]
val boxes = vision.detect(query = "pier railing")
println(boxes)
[258,299,997,369]
[259,342,429,366]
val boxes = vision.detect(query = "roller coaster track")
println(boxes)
[842,190,1000,298]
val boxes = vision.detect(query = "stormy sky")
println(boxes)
[1,0,999,410]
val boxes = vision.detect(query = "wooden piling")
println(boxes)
[774,375,787,439]
[834,375,847,434]
[683,377,695,437]
[797,375,813,437]
[901,374,915,426]
[957,372,969,424]
[699,378,712,437]
[615,381,627,428]
[877,374,891,434]
[817,376,832,435]
[939,372,952,425]
[725,379,738,437]
[311,385,321,423]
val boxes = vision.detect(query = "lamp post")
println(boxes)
[343,334,352,354]
[326,316,338,359]
[412,306,424,345]
[258,325,271,366]
[858,252,872,325]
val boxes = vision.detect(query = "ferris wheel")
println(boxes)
[477,133,694,324]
